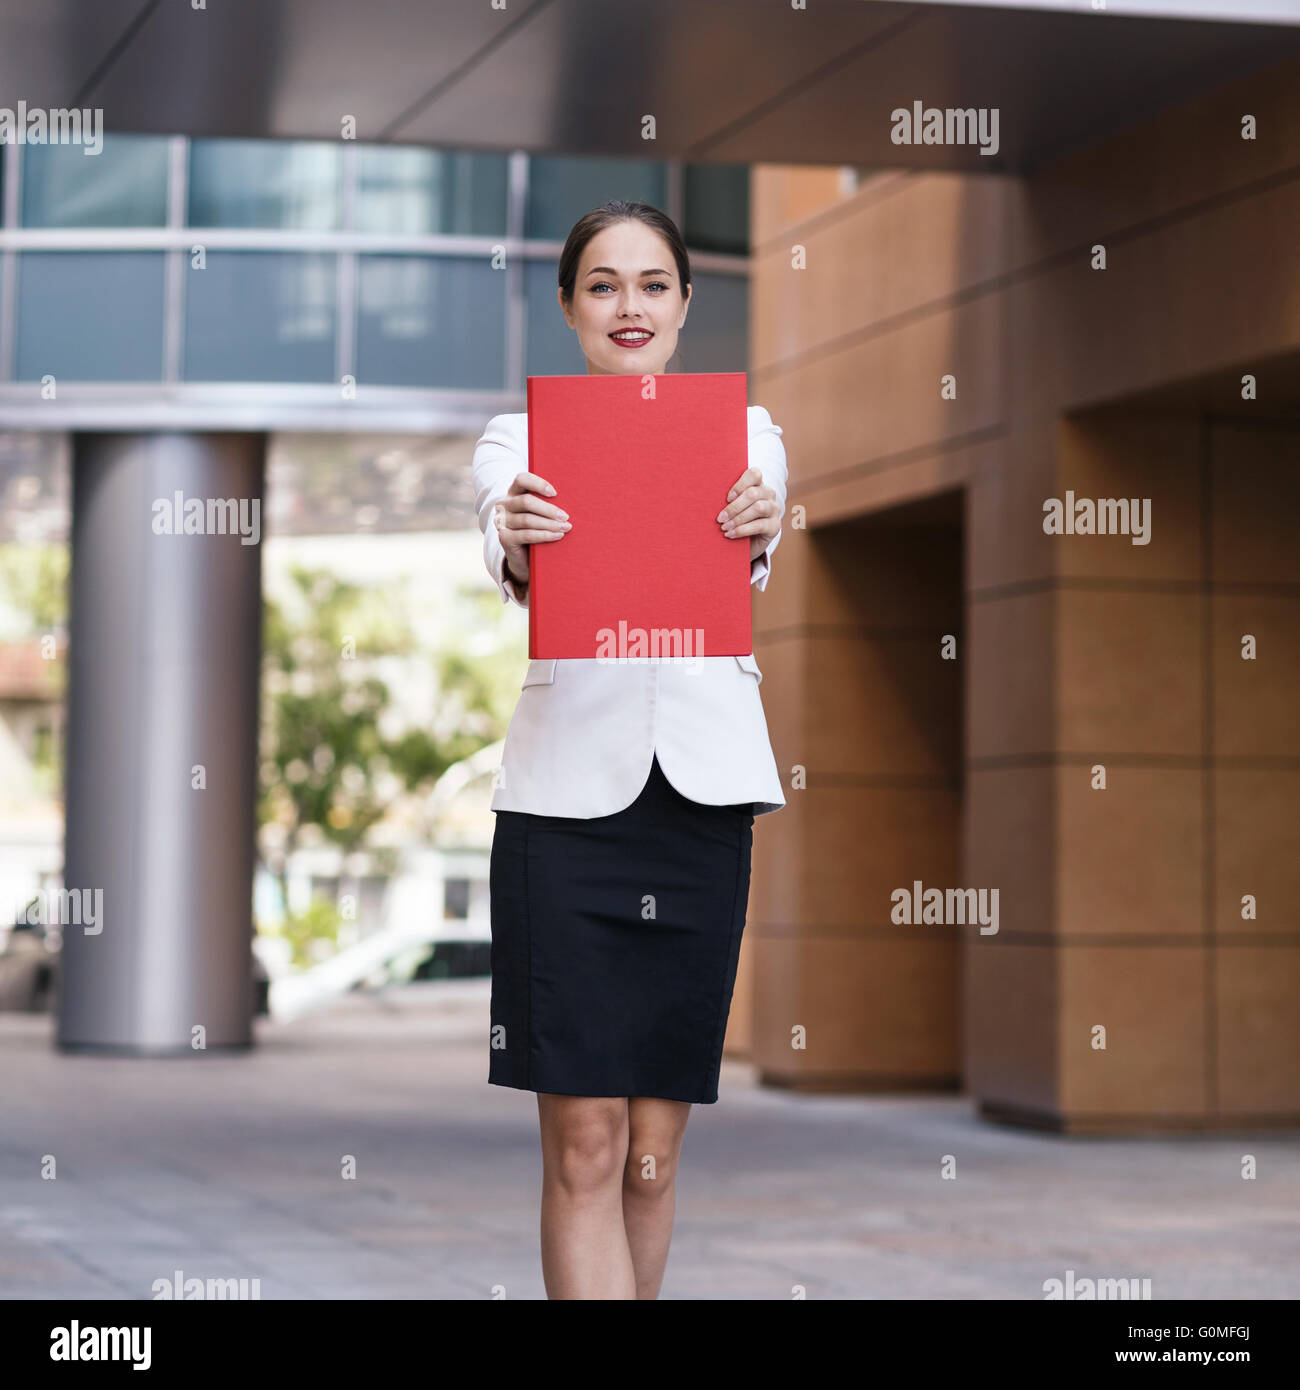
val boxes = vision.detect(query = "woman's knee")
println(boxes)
[622,1138,681,1195]
[539,1097,627,1194]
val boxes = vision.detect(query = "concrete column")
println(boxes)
[58,432,265,1054]
[745,506,964,1091]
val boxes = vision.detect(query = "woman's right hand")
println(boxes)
[494,472,571,585]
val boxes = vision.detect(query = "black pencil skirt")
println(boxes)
[487,754,756,1105]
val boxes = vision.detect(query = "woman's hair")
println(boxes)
[557,200,691,307]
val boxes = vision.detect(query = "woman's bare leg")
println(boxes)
[622,1097,693,1299]
[536,1094,636,1299]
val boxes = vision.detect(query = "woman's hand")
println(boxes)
[495,472,571,585]
[718,467,782,562]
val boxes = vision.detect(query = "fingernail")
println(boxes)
[716,511,727,522]
[545,485,556,496]
[560,521,571,528]
[557,509,569,519]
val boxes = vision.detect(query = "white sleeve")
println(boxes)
[747,406,788,592]
[471,415,529,610]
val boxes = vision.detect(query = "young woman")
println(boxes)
[470,200,788,1299]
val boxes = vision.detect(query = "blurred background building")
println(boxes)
[0,133,752,1020]
[0,0,1297,1133]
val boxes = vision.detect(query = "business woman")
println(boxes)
[470,200,788,1300]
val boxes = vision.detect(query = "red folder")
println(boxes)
[526,372,751,660]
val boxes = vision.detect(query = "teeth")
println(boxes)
[612,332,650,340]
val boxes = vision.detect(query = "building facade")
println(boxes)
[740,51,1300,1133]
[0,135,754,1051]
[0,135,751,431]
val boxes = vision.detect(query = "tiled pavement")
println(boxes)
[1,984,1296,1300]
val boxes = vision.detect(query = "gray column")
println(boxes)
[59,432,265,1054]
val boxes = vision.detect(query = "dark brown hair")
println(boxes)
[557,200,691,306]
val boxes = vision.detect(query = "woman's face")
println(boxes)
[559,220,691,376]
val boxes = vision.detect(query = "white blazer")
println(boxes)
[471,405,788,819]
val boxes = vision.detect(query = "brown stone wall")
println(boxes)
[736,54,1300,1129]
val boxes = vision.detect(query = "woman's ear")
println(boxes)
[556,286,575,330]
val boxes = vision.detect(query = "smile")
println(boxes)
[609,330,653,347]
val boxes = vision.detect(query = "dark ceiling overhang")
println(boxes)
[1,0,1299,173]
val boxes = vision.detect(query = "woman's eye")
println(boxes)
[592,282,668,293]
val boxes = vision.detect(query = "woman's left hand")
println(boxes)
[718,467,782,561]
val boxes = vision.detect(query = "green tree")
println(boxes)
[0,542,69,636]
[0,543,69,791]
[258,567,513,912]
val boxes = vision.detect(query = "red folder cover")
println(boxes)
[526,372,751,660]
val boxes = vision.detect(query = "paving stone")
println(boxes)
[2,996,1297,1300]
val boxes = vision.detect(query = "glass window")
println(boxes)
[524,156,666,241]
[356,255,505,389]
[188,139,341,229]
[21,134,169,228]
[524,259,585,378]
[673,270,748,374]
[444,878,470,920]
[184,252,336,382]
[683,164,749,256]
[16,253,165,380]
[355,147,508,236]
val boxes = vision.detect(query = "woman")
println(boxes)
[470,200,788,1299]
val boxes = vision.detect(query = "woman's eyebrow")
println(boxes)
[584,266,672,277]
